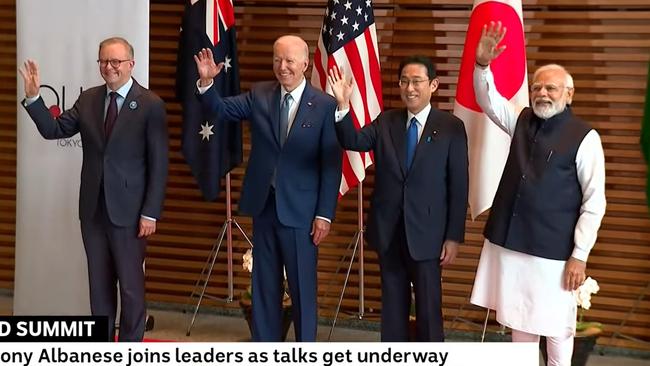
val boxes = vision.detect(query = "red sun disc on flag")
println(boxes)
[456,1,526,112]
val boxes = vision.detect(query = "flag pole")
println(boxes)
[185,172,253,336]
[225,172,234,301]
[357,182,365,318]
[328,181,366,340]
[481,309,490,342]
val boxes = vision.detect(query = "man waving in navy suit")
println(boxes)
[194,35,342,341]
[328,56,468,341]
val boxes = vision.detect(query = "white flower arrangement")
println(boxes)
[574,276,602,332]
[575,276,599,310]
[241,248,289,302]
[242,248,253,273]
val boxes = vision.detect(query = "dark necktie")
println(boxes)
[104,91,118,138]
[405,117,418,170]
[279,93,293,146]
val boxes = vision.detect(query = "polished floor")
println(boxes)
[2,295,648,365]
[144,304,648,366]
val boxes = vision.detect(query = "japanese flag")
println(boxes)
[453,0,529,219]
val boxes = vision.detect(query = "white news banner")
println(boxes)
[0,342,538,366]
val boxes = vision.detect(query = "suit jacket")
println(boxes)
[22,80,169,226]
[199,81,342,229]
[337,107,468,261]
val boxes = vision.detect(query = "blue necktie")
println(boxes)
[279,93,293,146]
[405,117,418,170]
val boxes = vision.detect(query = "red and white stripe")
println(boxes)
[312,24,383,196]
[205,0,234,46]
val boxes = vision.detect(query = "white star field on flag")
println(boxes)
[199,121,214,141]
[320,0,374,54]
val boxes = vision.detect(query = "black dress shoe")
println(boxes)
[145,315,155,331]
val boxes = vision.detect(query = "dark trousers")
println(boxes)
[379,218,444,342]
[80,191,146,341]
[251,191,318,341]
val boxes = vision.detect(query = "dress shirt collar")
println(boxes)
[107,77,133,99]
[281,77,307,104]
[407,103,432,128]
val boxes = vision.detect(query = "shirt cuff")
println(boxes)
[196,80,214,95]
[315,215,331,224]
[475,61,489,69]
[571,247,589,263]
[23,94,41,106]
[335,108,349,122]
[475,64,491,81]
[141,215,157,222]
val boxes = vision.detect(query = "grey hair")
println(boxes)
[99,37,134,59]
[533,64,573,89]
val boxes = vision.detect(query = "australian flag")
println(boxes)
[176,0,242,201]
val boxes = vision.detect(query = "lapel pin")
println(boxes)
[426,136,432,143]
[307,102,313,106]
[302,122,312,128]
[129,101,138,110]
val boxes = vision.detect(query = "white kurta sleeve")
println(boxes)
[571,130,607,261]
[473,65,522,137]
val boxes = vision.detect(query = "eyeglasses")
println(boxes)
[530,83,571,94]
[398,78,430,88]
[97,59,131,68]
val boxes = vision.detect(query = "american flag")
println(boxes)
[312,0,383,197]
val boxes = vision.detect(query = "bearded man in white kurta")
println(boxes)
[469,22,606,366]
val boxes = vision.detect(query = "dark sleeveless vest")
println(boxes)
[484,106,592,260]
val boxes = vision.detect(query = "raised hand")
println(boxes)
[327,65,354,110]
[18,59,40,98]
[193,48,224,87]
[476,21,507,67]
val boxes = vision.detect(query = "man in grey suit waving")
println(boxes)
[329,56,468,341]
[19,37,168,341]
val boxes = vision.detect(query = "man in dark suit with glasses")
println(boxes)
[20,37,168,341]
[328,55,468,341]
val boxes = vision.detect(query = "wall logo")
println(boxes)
[39,84,84,148]
[39,84,83,118]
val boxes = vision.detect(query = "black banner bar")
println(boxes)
[0,316,109,342]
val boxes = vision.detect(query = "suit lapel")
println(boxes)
[110,80,143,142]
[287,84,314,143]
[269,84,282,147]
[389,109,408,177]
[95,87,108,147]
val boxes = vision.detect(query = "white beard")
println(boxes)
[532,98,566,120]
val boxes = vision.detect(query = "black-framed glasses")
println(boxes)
[97,59,131,68]
[398,78,430,88]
